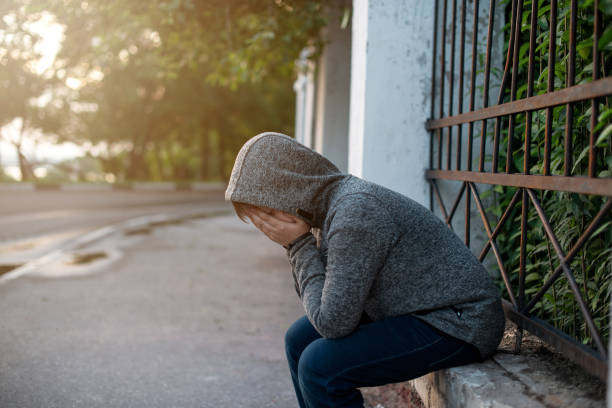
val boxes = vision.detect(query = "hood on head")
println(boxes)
[225,132,346,227]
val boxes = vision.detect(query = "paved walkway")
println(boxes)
[0,213,305,407]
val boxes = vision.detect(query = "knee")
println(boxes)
[297,340,329,391]
[285,316,312,360]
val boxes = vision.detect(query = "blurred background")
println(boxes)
[0,0,331,184]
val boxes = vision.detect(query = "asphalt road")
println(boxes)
[0,190,229,244]
[0,213,305,408]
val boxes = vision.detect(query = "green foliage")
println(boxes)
[1,0,329,181]
[490,0,611,348]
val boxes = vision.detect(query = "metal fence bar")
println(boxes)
[479,0,493,172]
[503,300,608,380]
[589,0,601,178]
[478,188,522,261]
[469,182,518,308]
[492,0,517,173]
[457,0,466,171]
[427,0,611,381]
[506,0,523,174]
[564,0,577,176]
[439,0,448,170]
[429,0,439,210]
[445,181,467,225]
[447,0,457,170]
[426,169,612,196]
[543,0,557,176]
[524,0,537,176]
[468,0,479,173]
[427,78,612,130]
[526,188,607,356]
[465,0,479,247]
[522,198,612,314]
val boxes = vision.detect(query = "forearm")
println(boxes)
[287,234,362,338]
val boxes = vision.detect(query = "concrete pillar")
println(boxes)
[294,48,317,148]
[348,0,434,206]
[313,5,351,173]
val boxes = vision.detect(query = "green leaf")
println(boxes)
[595,124,612,146]
[599,26,612,50]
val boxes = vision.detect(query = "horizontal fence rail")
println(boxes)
[427,0,611,380]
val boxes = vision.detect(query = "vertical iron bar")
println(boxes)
[437,129,443,169]
[564,0,577,176]
[516,186,528,354]
[439,0,448,170]
[447,0,457,170]
[544,0,557,176]
[479,0,495,172]
[507,0,524,174]
[524,0,538,176]
[430,0,439,210]
[493,0,517,173]
[468,0,479,173]
[457,0,466,171]
[516,0,536,353]
[466,0,479,247]
[589,0,601,178]
[431,0,439,120]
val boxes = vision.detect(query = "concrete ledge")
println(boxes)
[410,352,605,408]
[0,182,226,192]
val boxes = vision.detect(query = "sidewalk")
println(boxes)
[0,212,418,408]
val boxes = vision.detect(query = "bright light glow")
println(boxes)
[66,77,82,89]
[25,12,65,74]
[3,166,21,181]
[33,167,48,178]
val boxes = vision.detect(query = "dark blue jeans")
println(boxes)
[284,313,481,408]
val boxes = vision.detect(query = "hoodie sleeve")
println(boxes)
[287,193,399,338]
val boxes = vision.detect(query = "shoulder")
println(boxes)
[328,192,397,232]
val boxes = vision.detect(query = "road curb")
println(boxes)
[0,182,227,192]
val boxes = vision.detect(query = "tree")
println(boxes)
[1,0,330,181]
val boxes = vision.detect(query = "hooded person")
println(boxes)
[225,132,505,408]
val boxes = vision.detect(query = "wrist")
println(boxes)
[283,231,313,250]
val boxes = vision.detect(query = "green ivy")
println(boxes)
[490,0,611,348]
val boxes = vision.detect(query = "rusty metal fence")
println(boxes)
[426,0,611,380]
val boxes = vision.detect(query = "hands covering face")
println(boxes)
[245,207,310,247]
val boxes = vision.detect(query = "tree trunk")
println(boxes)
[217,130,227,181]
[200,129,211,180]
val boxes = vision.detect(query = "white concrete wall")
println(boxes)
[348,0,434,206]
[294,48,317,148]
[313,5,351,173]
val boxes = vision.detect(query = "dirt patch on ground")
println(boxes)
[498,320,606,401]
[0,264,22,276]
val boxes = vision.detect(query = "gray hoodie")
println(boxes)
[225,132,505,358]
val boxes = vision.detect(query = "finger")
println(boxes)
[252,209,283,228]
[271,211,296,223]
[249,212,275,234]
